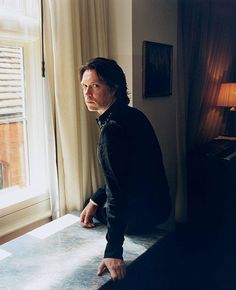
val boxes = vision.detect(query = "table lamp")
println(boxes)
[217,82,236,136]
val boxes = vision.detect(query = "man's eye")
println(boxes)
[92,84,99,88]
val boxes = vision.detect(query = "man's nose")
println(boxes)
[84,86,92,95]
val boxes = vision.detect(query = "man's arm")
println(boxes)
[99,123,130,259]
[97,121,131,281]
[90,186,107,206]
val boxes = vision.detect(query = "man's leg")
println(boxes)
[125,209,161,235]
[95,205,107,225]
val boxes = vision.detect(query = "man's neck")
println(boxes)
[98,98,117,115]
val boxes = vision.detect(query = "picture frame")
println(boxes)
[142,41,173,98]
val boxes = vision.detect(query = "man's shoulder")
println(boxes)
[120,105,149,123]
[104,104,151,132]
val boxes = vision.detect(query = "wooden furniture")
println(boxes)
[188,136,236,238]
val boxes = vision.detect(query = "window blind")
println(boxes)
[0,46,24,120]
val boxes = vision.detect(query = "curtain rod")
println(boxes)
[41,0,45,78]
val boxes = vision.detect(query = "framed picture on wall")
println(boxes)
[142,41,173,98]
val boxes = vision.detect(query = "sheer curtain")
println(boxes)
[179,0,235,150]
[176,0,236,222]
[43,0,107,216]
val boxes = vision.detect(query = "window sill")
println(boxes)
[0,191,52,238]
[0,187,49,211]
[0,212,169,289]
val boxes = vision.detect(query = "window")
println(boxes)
[0,46,28,190]
[0,0,52,239]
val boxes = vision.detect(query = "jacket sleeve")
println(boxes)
[99,121,130,260]
[90,186,107,207]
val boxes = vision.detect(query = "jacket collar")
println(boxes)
[96,99,126,129]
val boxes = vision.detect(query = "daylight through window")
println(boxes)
[0,46,28,190]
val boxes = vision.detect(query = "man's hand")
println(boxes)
[97,258,126,281]
[80,201,97,228]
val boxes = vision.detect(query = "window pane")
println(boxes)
[0,45,27,190]
[0,121,27,189]
[0,46,24,120]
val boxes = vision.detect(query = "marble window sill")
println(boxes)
[0,211,166,290]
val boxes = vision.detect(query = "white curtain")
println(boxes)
[43,0,107,216]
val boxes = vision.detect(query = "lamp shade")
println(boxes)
[217,82,236,108]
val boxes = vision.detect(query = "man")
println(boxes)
[79,57,171,281]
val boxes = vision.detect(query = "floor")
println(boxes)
[174,222,236,290]
[0,211,167,290]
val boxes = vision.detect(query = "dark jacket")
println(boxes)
[91,99,171,259]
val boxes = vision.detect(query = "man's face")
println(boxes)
[81,69,116,115]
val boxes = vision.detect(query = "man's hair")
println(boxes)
[80,57,130,105]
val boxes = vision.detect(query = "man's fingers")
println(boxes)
[98,258,126,281]
[84,214,92,225]
[80,211,95,228]
[79,212,85,224]
[110,269,118,281]
[84,214,95,227]
[84,222,95,228]
[110,267,125,281]
[80,202,97,228]
[80,219,95,228]
[97,261,107,276]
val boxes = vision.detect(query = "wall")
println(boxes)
[108,0,178,228]
[132,0,178,228]
[108,0,133,103]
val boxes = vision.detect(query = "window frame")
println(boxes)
[0,36,52,239]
